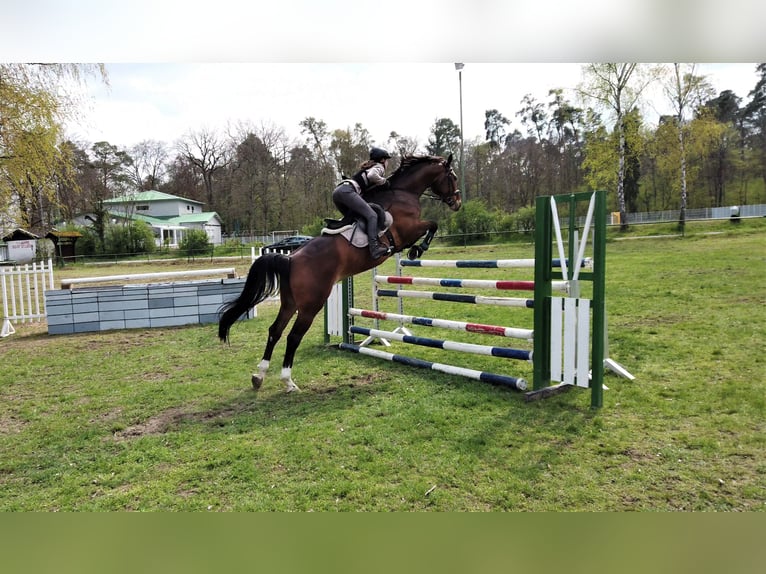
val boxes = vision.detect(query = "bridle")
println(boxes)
[425,159,461,208]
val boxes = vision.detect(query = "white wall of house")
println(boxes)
[203,224,222,245]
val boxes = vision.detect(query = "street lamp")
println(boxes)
[454,63,466,201]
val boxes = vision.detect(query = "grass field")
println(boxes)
[1,219,764,511]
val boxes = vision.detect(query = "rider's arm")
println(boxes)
[366,163,389,188]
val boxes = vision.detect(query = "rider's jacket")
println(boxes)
[343,162,387,194]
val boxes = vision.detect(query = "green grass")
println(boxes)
[1,219,764,511]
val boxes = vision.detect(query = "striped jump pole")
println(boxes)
[399,258,590,269]
[339,343,528,391]
[349,325,532,361]
[375,275,569,293]
[348,308,534,340]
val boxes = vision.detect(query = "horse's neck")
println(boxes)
[391,165,439,196]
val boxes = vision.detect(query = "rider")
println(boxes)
[332,147,394,259]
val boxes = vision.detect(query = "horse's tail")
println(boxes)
[218,253,290,342]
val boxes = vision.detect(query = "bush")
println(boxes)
[302,216,326,237]
[179,229,211,257]
[104,221,157,255]
[446,199,494,243]
[72,226,99,256]
[513,205,536,234]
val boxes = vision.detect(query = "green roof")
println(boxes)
[104,190,203,205]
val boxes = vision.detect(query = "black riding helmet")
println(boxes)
[370,147,392,162]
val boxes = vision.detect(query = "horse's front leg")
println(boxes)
[407,220,437,260]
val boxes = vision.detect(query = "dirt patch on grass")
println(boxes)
[115,407,187,438]
[312,372,383,395]
[0,415,27,435]
[112,400,256,439]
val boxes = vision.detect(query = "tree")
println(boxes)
[86,141,134,249]
[299,117,337,215]
[742,64,766,192]
[697,93,741,208]
[0,63,107,231]
[387,131,420,156]
[161,154,204,202]
[661,63,716,228]
[547,88,585,193]
[516,94,548,142]
[177,127,230,207]
[330,123,371,178]
[578,63,661,229]
[426,118,461,157]
[484,109,509,150]
[129,139,168,190]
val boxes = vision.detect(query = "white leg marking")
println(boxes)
[281,367,300,393]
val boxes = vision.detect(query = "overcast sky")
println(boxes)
[65,63,761,151]
[4,1,763,152]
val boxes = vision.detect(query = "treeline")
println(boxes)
[4,64,766,241]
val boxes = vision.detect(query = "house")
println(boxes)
[103,191,223,246]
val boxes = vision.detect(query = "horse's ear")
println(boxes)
[447,153,453,166]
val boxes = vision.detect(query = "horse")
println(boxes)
[218,154,461,392]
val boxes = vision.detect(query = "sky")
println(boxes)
[3,1,764,152]
[65,62,762,151]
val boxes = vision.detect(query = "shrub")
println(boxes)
[104,221,157,255]
[446,199,494,243]
[179,229,211,257]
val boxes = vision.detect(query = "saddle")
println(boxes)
[322,203,394,249]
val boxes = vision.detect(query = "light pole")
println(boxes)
[454,63,466,201]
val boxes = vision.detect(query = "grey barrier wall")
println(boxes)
[45,277,251,335]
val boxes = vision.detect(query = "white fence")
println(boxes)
[613,203,766,226]
[1,258,54,337]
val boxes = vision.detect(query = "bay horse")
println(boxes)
[218,154,461,392]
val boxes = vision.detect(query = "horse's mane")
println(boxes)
[390,154,443,178]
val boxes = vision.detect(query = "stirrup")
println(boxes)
[369,240,391,259]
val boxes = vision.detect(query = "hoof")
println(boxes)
[251,374,263,391]
[285,381,300,393]
[408,245,424,260]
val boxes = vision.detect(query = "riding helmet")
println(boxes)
[370,147,392,161]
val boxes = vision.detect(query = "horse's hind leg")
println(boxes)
[279,309,321,393]
[253,302,296,390]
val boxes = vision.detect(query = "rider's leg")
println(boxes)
[332,185,390,259]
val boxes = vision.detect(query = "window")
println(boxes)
[136,205,149,211]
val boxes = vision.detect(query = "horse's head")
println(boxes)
[429,154,462,211]
[387,154,462,211]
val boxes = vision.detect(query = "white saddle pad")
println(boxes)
[322,211,393,248]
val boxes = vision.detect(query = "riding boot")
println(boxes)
[368,237,390,259]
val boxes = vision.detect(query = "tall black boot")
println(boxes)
[368,237,390,259]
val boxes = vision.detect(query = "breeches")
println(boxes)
[332,183,380,240]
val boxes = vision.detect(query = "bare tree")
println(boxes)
[387,131,420,157]
[129,139,169,191]
[177,127,231,207]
